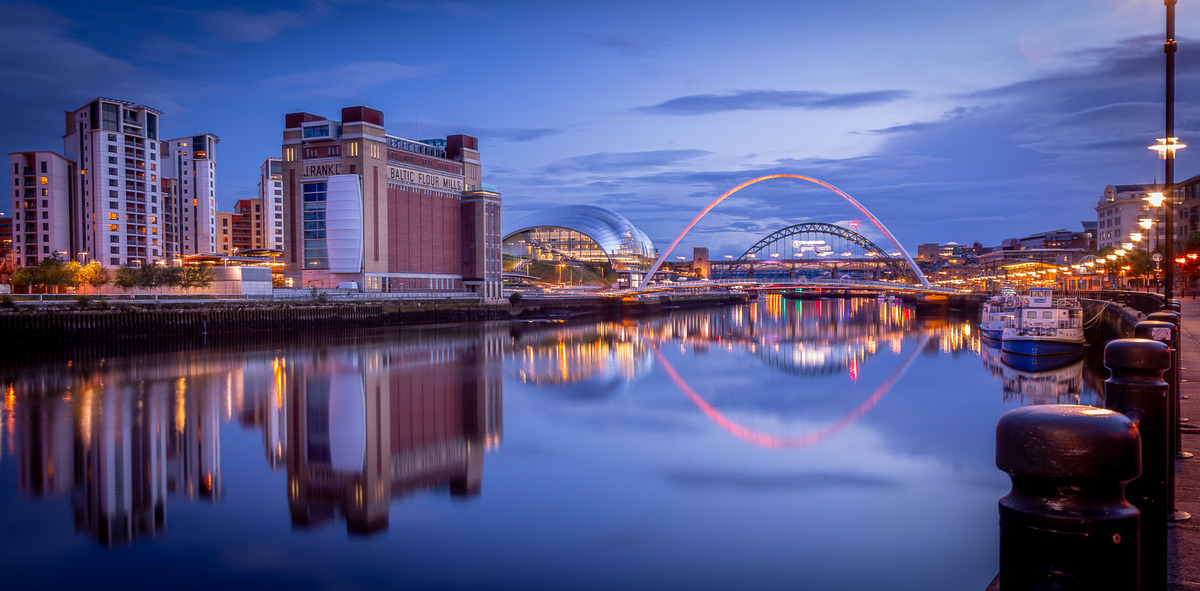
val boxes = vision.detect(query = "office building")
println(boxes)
[281,106,502,300]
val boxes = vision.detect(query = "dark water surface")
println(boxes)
[0,296,1106,591]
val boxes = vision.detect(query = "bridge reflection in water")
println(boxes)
[0,295,1110,590]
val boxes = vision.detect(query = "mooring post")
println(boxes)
[1104,338,1172,589]
[995,405,1141,590]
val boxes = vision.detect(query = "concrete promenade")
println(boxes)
[1171,299,1200,589]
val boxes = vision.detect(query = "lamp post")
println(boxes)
[1149,0,1184,301]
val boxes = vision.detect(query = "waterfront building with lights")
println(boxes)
[502,204,657,287]
[64,98,166,267]
[281,106,502,300]
[1096,184,1168,252]
[161,133,219,258]
[8,151,73,267]
[259,158,285,252]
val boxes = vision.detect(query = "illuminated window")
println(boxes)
[349,142,359,157]
[109,213,118,220]
[284,147,295,162]
[40,176,48,185]
[109,223,118,231]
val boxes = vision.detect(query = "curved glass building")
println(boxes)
[502,205,657,270]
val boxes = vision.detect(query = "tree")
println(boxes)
[1182,231,1200,254]
[13,257,76,293]
[114,265,138,290]
[179,265,215,290]
[81,261,110,291]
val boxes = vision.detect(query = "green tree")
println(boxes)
[64,261,83,290]
[180,265,215,290]
[80,261,110,292]
[1182,231,1200,254]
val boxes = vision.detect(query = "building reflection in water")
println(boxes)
[285,333,504,535]
[3,328,505,544]
[509,294,975,447]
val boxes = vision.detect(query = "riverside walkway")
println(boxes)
[1172,299,1200,589]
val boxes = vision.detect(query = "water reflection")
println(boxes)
[285,337,503,534]
[980,339,1098,406]
[0,295,1105,564]
[3,329,505,544]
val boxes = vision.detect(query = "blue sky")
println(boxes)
[2,0,1197,257]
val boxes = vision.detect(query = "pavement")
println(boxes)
[1170,298,1200,590]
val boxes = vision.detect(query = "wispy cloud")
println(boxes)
[541,149,712,175]
[157,1,335,43]
[263,61,430,98]
[388,1,489,18]
[634,89,911,116]
[577,31,665,58]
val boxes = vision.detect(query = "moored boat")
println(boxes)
[999,287,1085,367]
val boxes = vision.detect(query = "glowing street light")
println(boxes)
[1149,137,1187,159]
[1146,192,1167,207]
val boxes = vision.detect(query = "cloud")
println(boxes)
[155,0,342,43]
[388,1,489,18]
[459,125,566,142]
[263,61,430,98]
[634,89,911,116]
[0,2,194,151]
[540,149,712,175]
[577,31,665,58]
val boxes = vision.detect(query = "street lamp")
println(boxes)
[1151,0,1184,300]
[77,251,87,264]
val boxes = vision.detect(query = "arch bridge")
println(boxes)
[712,222,914,283]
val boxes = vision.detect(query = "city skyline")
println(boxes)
[1,0,1197,257]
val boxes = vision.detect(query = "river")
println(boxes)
[0,295,1106,590]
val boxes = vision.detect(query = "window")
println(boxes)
[40,161,47,173]
[40,176,47,185]
[303,125,330,138]
[111,246,119,254]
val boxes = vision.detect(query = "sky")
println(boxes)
[2,0,1198,258]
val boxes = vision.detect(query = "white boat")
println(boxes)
[979,294,1018,341]
[999,287,1085,370]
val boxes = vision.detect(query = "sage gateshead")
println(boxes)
[502,205,657,271]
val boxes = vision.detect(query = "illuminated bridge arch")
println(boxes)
[717,222,913,281]
[645,174,930,288]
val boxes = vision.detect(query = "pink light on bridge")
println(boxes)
[642,174,929,288]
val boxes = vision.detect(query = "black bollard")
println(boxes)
[996,405,1141,591]
[1105,338,1171,590]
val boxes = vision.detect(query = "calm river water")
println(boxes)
[0,296,1106,591]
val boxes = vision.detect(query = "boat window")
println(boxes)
[1043,312,1053,318]
[1027,312,1037,318]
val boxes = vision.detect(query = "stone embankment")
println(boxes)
[0,293,749,344]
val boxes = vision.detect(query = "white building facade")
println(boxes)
[1096,184,1169,252]
[161,134,219,257]
[63,98,165,267]
[258,158,285,252]
[8,151,74,267]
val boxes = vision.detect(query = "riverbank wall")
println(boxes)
[1082,298,1144,342]
[0,293,750,344]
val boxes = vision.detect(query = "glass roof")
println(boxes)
[503,205,657,261]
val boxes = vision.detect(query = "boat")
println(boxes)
[979,290,1019,341]
[999,287,1085,370]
